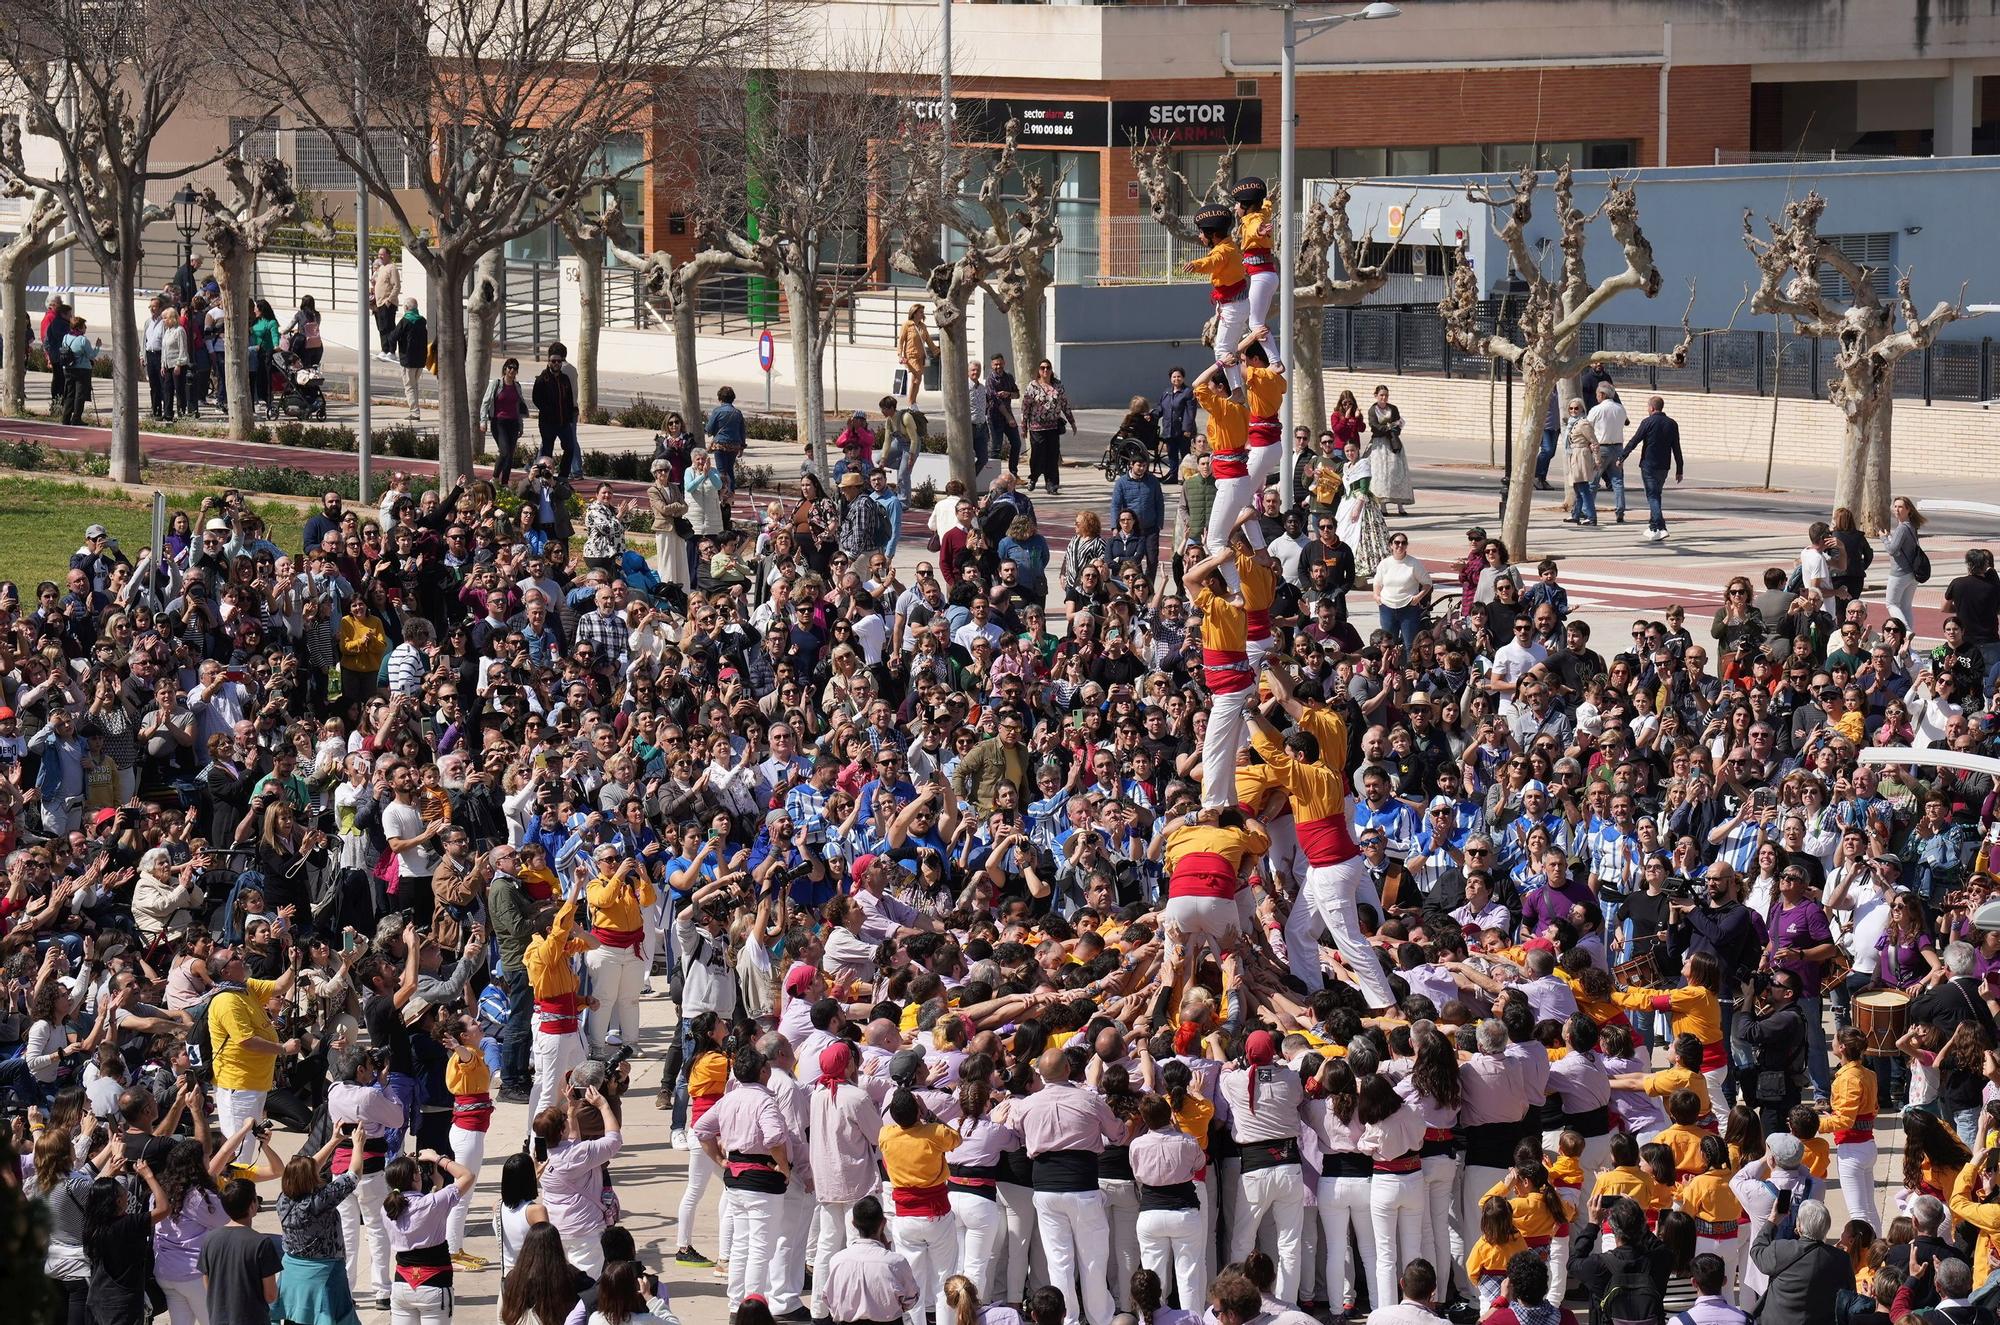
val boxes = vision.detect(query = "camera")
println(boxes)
[1662,875,1698,899]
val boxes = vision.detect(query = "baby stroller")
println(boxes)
[267,348,328,420]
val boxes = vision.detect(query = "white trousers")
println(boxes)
[812,1201,857,1315]
[1200,685,1254,810]
[529,1023,586,1138]
[1316,1174,1375,1312]
[678,1142,720,1243]
[1034,1188,1117,1325]
[1885,570,1916,629]
[1137,1205,1206,1315]
[584,945,645,1053]
[1369,1170,1426,1310]
[1837,1138,1880,1232]
[1231,1163,1305,1303]
[724,1187,785,1309]
[950,1191,1007,1301]
[892,1211,960,1325]
[1246,271,1281,360]
[1206,473,1256,571]
[1101,1178,1141,1309]
[1299,856,1399,1009]
[340,1168,391,1299]
[1421,1151,1465,1297]
[159,1276,206,1325]
[214,1086,267,1166]
[389,1281,448,1325]
[1242,442,1281,547]
[771,1183,812,1315]
[1461,1163,1510,1253]
[446,1126,487,1253]
[999,1184,1050,1304]
[1213,300,1248,390]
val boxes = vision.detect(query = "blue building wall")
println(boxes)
[1042,158,2000,409]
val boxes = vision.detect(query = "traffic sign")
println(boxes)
[757,329,775,373]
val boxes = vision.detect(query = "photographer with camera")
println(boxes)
[327,1045,405,1310]
[381,1146,478,1325]
[1672,860,1766,1109]
[1738,967,1809,1135]
[544,1082,624,1277]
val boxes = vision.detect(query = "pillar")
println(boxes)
[1934,61,1976,158]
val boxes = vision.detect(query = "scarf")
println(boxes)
[818,1042,853,1095]
[1245,1030,1276,1113]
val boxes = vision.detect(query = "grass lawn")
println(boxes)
[0,477,305,588]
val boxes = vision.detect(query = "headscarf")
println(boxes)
[817,1042,853,1095]
[1245,1030,1277,1113]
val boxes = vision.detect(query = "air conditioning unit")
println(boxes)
[1236,79,1258,98]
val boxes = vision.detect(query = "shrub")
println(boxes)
[585,407,612,426]
[210,464,439,502]
[736,462,775,492]
[612,396,673,431]
[918,432,945,455]
[272,422,359,452]
[743,415,797,442]
[910,479,938,511]
[580,451,650,482]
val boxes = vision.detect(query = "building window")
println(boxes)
[227,118,281,163]
[1819,233,1895,304]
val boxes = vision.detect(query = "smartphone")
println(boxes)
[1773,1189,1792,1216]
[341,930,357,955]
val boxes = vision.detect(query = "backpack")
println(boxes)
[1599,1252,1666,1325]
[1913,545,1933,584]
[899,407,929,442]
[186,990,219,1083]
[52,340,75,370]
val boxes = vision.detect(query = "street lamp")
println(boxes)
[1277,0,1401,497]
[170,184,201,269]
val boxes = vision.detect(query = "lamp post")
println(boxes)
[170,184,200,271]
[1277,0,1400,502]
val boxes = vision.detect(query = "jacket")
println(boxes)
[1750,1224,1854,1325]
[385,312,428,369]
[837,494,890,558]
[531,364,579,431]
[1110,473,1165,533]
[1158,385,1197,439]
[1626,411,1684,477]
[954,737,1027,816]
[1563,418,1600,485]
[480,375,526,429]
[1567,1222,1673,1325]
[371,260,401,310]
[899,321,934,368]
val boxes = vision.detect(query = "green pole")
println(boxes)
[745,71,775,327]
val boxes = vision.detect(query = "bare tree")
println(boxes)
[885,121,1044,491]
[602,204,753,431]
[1743,191,1967,532]
[192,0,779,486]
[0,0,217,481]
[970,126,1062,382]
[196,156,301,439]
[1439,165,1695,559]
[554,203,612,421]
[0,187,78,415]
[677,63,908,479]
[463,249,505,431]
[1132,138,1239,248]
[1288,183,1423,440]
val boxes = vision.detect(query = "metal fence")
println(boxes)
[1316,306,2000,405]
[603,269,920,348]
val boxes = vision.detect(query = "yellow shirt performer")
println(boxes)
[1231,177,1281,359]
[1187,202,1249,390]
[1186,539,1257,813]
[1822,1028,1881,1232]
[207,947,303,1165]
[1192,359,1252,589]
[1237,327,1288,525]
[524,891,596,1130]
[583,844,658,1058]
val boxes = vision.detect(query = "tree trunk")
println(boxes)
[1292,298,1326,446]
[1849,389,1894,535]
[217,247,257,440]
[934,301,974,491]
[782,269,827,479]
[0,260,31,417]
[1501,366,1557,560]
[428,261,476,487]
[106,261,141,482]
[463,248,503,434]
[671,294,702,433]
[574,241,603,422]
[1005,279,1047,383]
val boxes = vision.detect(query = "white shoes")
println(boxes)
[1643,529,1669,543]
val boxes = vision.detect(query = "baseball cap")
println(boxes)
[783,962,817,995]
[1427,796,1455,812]
[0,707,15,720]
[1522,779,1549,795]
[92,807,117,828]
[84,524,107,540]
[1767,1134,1804,1170]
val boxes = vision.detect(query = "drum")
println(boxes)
[1613,951,1657,989]
[1854,989,1910,1054]
[1820,949,1854,991]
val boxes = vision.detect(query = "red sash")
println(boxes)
[1833,1116,1876,1145]
[1211,450,1248,479]
[1170,851,1239,900]
[1202,647,1253,695]
[452,1094,493,1133]
[1245,608,1272,640]
[1242,250,1276,275]
[1248,418,1280,447]
[1297,815,1360,867]
[892,1184,951,1217]
[1211,280,1247,304]
[592,925,644,952]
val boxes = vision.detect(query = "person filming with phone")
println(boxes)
[1738,968,1809,1134]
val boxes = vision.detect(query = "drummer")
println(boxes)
[1610,951,1726,1121]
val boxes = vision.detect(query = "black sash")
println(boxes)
[1324,1152,1372,1178]
[1137,1179,1201,1211]
[1099,1143,1133,1183]
[1031,1149,1100,1193]
[1564,1105,1611,1138]
[1238,1137,1301,1172]
[723,1149,788,1194]
[1463,1120,1520,1169]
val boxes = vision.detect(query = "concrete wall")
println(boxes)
[1318,367,1995,479]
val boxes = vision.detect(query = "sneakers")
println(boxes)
[670,1126,688,1148]
[674,1245,714,1267]
[496,1085,530,1104]
[374,1295,391,1312]
[450,1251,489,1271]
